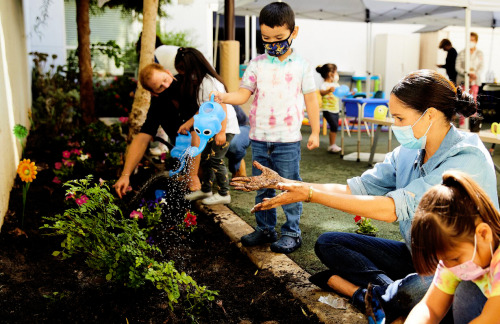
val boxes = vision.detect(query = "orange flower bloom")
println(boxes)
[17,159,37,182]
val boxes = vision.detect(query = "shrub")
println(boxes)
[42,176,217,314]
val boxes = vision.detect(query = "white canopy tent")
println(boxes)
[221,0,500,99]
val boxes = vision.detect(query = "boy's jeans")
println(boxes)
[251,140,302,237]
[315,232,486,323]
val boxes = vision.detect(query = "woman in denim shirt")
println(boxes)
[232,70,498,323]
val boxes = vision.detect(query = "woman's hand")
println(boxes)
[230,161,284,191]
[251,182,309,213]
[114,175,132,199]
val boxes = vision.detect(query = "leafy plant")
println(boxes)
[354,216,378,235]
[94,75,137,117]
[42,176,217,314]
[159,30,194,47]
[30,52,81,135]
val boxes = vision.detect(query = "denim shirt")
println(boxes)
[347,125,499,250]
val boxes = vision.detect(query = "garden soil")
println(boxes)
[0,136,320,323]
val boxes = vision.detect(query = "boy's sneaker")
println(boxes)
[240,229,278,247]
[328,144,341,153]
[184,190,212,201]
[270,235,302,254]
[201,193,231,205]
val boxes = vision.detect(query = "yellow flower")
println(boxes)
[17,159,37,182]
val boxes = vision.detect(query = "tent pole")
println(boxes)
[251,15,257,59]
[464,6,471,129]
[365,9,372,99]
[245,15,250,63]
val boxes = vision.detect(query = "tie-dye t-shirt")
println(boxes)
[240,51,316,142]
[433,246,500,298]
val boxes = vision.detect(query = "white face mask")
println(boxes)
[470,41,477,49]
[333,73,339,83]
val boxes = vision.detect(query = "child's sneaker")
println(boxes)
[184,190,212,201]
[365,283,386,324]
[328,144,341,153]
[240,229,278,247]
[201,193,231,205]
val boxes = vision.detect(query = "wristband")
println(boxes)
[121,173,130,177]
[305,186,313,203]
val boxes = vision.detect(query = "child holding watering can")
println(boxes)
[175,47,239,205]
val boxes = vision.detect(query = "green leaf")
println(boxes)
[52,251,60,256]
[106,273,112,281]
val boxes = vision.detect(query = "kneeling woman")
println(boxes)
[231,70,498,322]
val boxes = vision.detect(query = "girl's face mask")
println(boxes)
[262,33,293,57]
[447,234,493,281]
[391,109,432,150]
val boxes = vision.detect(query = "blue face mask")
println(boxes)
[391,109,432,150]
[262,33,293,57]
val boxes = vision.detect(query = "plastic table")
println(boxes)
[340,98,389,162]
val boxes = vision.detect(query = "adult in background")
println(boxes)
[438,38,457,84]
[231,70,498,322]
[456,32,484,99]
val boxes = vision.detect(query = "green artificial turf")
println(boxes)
[227,124,500,274]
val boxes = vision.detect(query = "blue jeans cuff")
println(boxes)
[281,230,301,238]
[351,287,367,313]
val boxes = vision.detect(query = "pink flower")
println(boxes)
[52,176,61,184]
[54,162,62,170]
[62,150,71,158]
[63,159,75,167]
[354,215,362,223]
[130,210,143,219]
[65,193,74,200]
[160,152,167,161]
[75,195,89,205]
[99,178,105,186]
[119,117,128,123]
[71,148,81,155]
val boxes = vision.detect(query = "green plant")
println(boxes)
[158,30,194,47]
[42,176,217,314]
[94,75,137,117]
[30,52,81,135]
[354,216,378,234]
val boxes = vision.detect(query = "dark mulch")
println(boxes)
[0,135,320,323]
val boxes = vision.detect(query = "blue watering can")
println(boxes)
[168,95,226,176]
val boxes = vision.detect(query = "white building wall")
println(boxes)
[0,0,31,229]
[23,0,67,70]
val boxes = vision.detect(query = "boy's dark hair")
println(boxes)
[438,39,452,49]
[259,2,295,31]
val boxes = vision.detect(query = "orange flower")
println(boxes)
[17,159,37,182]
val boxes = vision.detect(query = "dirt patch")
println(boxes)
[1,138,320,323]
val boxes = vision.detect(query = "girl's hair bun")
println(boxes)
[455,87,479,118]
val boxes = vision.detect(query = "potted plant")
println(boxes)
[354,216,378,236]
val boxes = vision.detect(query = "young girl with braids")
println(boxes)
[407,170,500,323]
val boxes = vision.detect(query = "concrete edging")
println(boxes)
[196,202,367,324]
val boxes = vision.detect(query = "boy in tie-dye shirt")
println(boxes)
[213,2,320,254]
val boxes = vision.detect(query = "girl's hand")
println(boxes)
[251,182,309,213]
[329,86,336,92]
[211,91,225,104]
[177,122,191,135]
[215,132,226,146]
[307,133,320,150]
[230,161,284,192]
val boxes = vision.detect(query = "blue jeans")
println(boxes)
[315,232,487,322]
[226,125,250,174]
[251,140,302,237]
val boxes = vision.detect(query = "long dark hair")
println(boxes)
[391,69,478,122]
[411,171,500,275]
[174,47,227,105]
